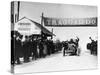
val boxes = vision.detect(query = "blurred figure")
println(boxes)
[14,36,22,64]
[39,40,44,58]
[23,36,30,63]
[87,37,97,55]
[32,39,38,60]
[63,41,69,56]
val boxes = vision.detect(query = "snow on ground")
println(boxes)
[15,51,97,74]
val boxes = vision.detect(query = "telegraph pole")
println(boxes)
[41,12,44,41]
[17,1,20,21]
[51,28,53,39]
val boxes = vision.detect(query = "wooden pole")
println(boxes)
[17,1,20,21]
[41,13,44,26]
[51,28,53,39]
[11,2,14,24]
[41,13,44,41]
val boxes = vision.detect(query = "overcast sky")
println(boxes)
[15,1,97,23]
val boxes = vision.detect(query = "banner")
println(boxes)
[43,17,97,27]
